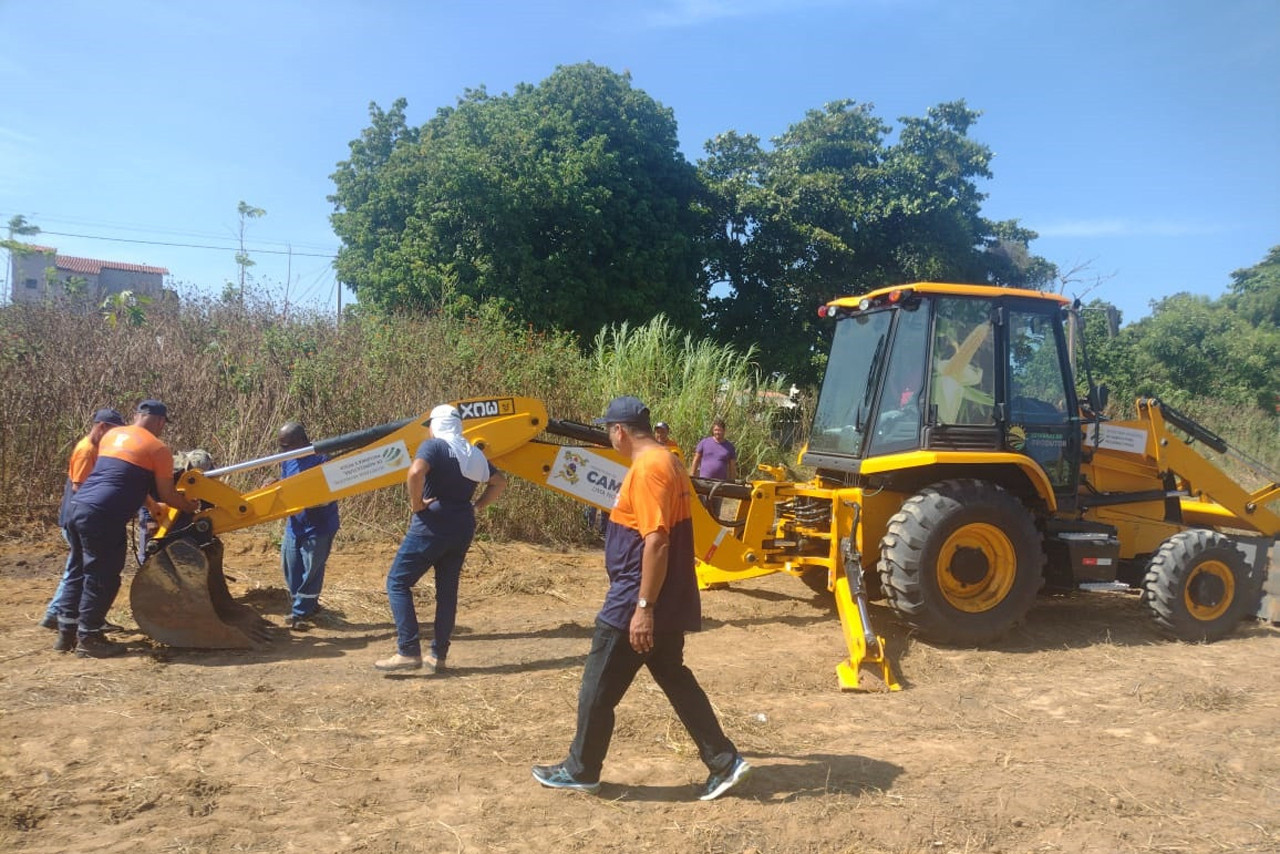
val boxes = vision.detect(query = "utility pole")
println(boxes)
[284,244,292,320]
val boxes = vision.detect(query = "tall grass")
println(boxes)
[590,315,796,473]
[8,295,1269,541]
[0,296,800,543]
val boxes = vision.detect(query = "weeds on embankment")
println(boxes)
[0,293,789,544]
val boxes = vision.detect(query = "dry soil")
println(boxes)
[2,532,1279,854]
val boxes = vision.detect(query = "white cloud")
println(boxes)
[1035,218,1223,239]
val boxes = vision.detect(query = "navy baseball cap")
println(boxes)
[137,399,169,418]
[593,396,651,427]
[92,408,126,426]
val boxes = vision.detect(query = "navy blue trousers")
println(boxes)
[56,505,128,638]
[564,620,737,783]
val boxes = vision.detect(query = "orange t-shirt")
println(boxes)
[600,446,700,632]
[72,425,174,526]
[67,435,99,485]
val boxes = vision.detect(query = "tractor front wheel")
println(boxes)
[1141,530,1259,642]
[879,479,1044,645]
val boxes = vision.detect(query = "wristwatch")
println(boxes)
[637,597,652,609]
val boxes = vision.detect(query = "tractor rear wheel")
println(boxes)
[879,479,1044,645]
[1141,530,1258,642]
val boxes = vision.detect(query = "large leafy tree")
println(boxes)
[700,100,1055,383]
[1226,244,1280,328]
[1085,246,1280,412]
[329,64,707,341]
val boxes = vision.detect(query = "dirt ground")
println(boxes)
[2,531,1279,854]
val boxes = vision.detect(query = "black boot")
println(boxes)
[54,628,78,652]
[75,632,126,659]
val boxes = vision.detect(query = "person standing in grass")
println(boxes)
[374,404,507,675]
[532,396,751,801]
[653,421,683,460]
[690,417,737,481]
[276,422,340,631]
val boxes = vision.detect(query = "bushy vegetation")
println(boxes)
[0,293,783,543]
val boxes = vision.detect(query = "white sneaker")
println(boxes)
[374,652,422,672]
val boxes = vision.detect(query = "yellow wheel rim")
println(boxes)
[1184,560,1234,621]
[936,523,1017,613]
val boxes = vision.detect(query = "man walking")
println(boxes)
[56,399,199,657]
[42,407,126,631]
[277,422,340,631]
[532,396,751,800]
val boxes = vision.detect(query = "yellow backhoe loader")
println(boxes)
[134,283,1280,692]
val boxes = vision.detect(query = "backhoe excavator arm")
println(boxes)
[134,397,632,649]
[135,393,898,692]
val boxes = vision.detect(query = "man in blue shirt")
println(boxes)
[278,422,340,631]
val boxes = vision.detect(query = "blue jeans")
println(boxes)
[564,620,738,783]
[44,527,74,625]
[386,529,471,659]
[57,506,128,638]
[281,528,335,619]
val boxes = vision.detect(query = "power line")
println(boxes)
[2,211,339,254]
[31,229,337,258]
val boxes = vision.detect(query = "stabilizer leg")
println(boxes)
[833,572,900,692]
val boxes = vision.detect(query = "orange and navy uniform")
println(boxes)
[73,425,175,526]
[57,434,106,527]
[600,446,700,633]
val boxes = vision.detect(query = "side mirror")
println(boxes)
[1090,383,1110,413]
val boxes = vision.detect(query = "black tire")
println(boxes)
[878,479,1045,645]
[1140,530,1257,642]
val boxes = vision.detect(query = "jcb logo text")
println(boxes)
[458,399,514,420]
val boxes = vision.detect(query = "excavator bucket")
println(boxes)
[130,537,273,649]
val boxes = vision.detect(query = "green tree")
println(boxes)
[101,289,152,327]
[700,100,1056,383]
[1226,244,1280,327]
[3,215,44,300]
[1119,292,1280,412]
[329,63,707,342]
[234,201,266,298]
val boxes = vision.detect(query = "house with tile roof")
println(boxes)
[8,244,169,307]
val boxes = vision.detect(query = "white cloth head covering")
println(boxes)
[429,404,489,483]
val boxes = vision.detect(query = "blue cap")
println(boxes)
[137,399,169,418]
[593,396,651,427]
[92,408,125,426]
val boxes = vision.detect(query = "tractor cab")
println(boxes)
[803,283,1082,503]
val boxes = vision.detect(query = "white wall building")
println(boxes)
[9,244,168,307]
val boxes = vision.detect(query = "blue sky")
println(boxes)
[1,0,1277,326]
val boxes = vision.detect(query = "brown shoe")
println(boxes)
[374,653,422,672]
